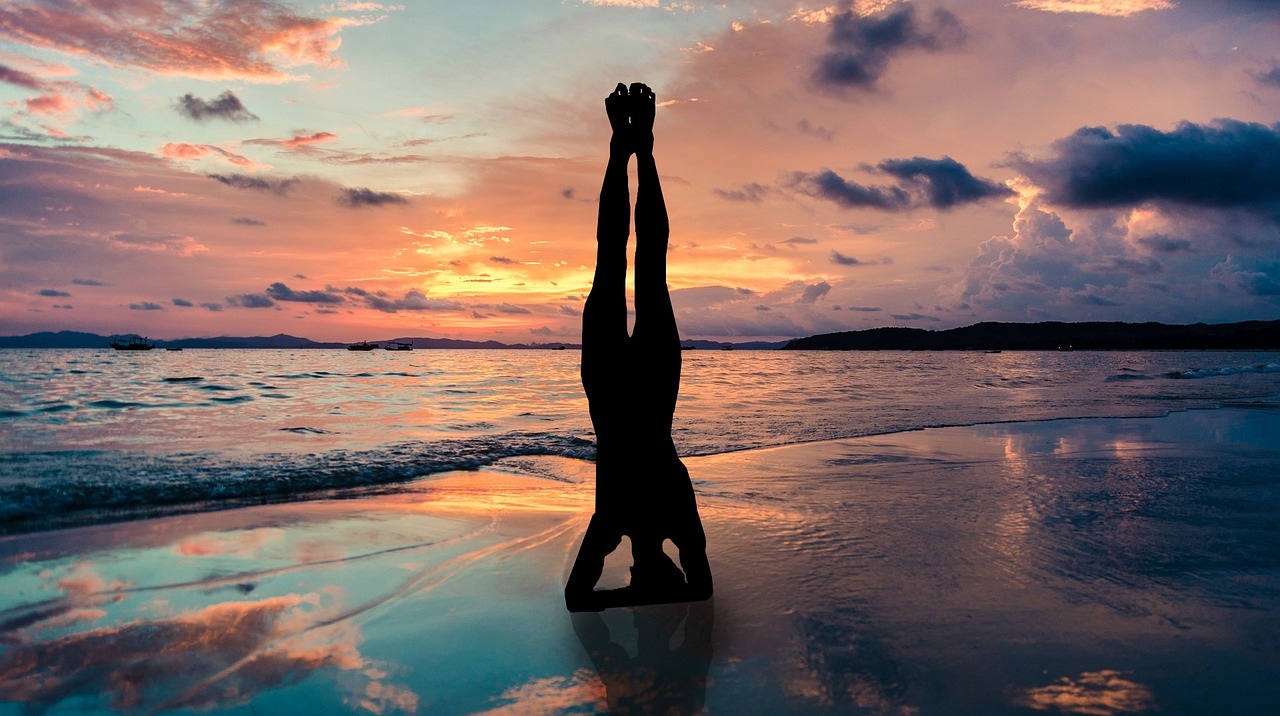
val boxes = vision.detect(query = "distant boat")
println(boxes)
[984,349,1002,354]
[720,345,734,351]
[549,345,566,351]
[165,347,183,351]
[681,345,697,351]
[110,336,154,351]
[347,341,378,351]
[384,341,413,351]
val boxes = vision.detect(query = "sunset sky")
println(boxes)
[2,0,1278,343]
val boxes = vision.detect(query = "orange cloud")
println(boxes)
[160,142,262,169]
[0,0,391,82]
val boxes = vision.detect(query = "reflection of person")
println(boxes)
[572,601,714,714]
[565,83,712,612]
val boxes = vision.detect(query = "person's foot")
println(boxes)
[606,83,631,155]
[628,82,655,156]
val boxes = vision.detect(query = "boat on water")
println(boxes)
[165,347,184,351]
[347,341,378,351]
[384,341,413,351]
[109,336,155,351]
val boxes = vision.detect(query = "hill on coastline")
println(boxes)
[784,320,1280,351]
[0,332,577,350]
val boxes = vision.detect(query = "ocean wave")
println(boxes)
[0,432,596,533]
[1167,363,1280,380]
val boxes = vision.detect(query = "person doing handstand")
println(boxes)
[565,82,713,612]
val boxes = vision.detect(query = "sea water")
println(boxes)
[1,348,1278,531]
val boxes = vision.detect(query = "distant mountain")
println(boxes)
[0,331,784,350]
[784,320,1280,351]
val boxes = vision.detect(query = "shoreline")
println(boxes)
[3,406,1279,713]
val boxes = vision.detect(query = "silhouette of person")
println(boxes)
[565,82,713,612]
[572,601,714,714]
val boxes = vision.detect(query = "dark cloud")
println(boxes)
[232,217,266,226]
[798,281,831,304]
[1212,255,1280,296]
[171,298,194,307]
[200,302,224,312]
[831,250,862,266]
[37,288,70,297]
[72,278,108,286]
[228,294,276,308]
[264,282,344,304]
[364,290,462,313]
[1012,120,1280,210]
[495,303,531,314]
[877,156,1013,209]
[489,256,517,265]
[129,302,163,310]
[713,182,771,203]
[790,169,909,210]
[1249,64,1280,88]
[337,187,409,208]
[814,3,965,93]
[208,173,297,194]
[1137,234,1193,253]
[891,312,941,322]
[175,91,258,122]
[782,236,818,245]
[0,63,43,90]
[791,155,1011,212]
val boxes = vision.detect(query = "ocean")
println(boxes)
[2,348,1279,533]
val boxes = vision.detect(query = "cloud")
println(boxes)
[1011,120,1280,211]
[1251,64,1280,88]
[364,290,462,312]
[228,294,277,308]
[489,256,518,265]
[246,131,338,149]
[0,0,385,83]
[877,156,1014,209]
[790,156,1011,212]
[37,288,70,297]
[171,298,194,307]
[814,3,965,93]
[129,302,164,310]
[175,91,259,122]
[831,250,863,265]
[781,236,818,245]
[798,281,831,304]
[1011,1,1175,17]
[495,303,531,314]
[71,278,107,286]
[208,173,298,194]
[1212,255,1280,296]
[0,61,42,89]
[789,169,910,210]
[713,182,771,203]
[337,187,409,208]
[264,282,345,304]
[232,217,267,226]
[164,144,259,169]
[201,302,225,312]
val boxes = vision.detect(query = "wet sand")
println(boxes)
[2,406,1278,714]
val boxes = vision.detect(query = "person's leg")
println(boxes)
[581,83,633,407]
[569,85,634,609]
[628,82,680,429]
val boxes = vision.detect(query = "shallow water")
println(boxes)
[1,409,1276,714]
[2,348,1279,530]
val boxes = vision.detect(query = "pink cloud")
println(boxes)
[284,131,338,148]
[160,142,262,169]
[0,0,384,82]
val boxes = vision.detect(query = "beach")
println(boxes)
[3,404,1278,715]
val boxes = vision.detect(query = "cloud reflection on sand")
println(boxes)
[1015,670,1155,716]
[0,588,419,714]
